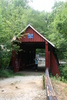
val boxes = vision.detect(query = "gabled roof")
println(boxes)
[19,24,55,48]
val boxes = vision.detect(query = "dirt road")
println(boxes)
[0,76,46,100]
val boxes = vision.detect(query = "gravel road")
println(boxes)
[0,75,46,100]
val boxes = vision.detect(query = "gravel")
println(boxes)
[0,75,46,100]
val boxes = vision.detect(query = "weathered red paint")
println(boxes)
[45,41,60,76]
[20,27,45,42]
[12,25,60,76]
[50,50,60,76]
[45,42,50,70]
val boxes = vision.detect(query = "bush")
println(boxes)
[0,50,12,69]
[0,69,14,78]
[59,64,67,80]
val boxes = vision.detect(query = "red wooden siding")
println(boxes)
[20,27,45,42]
[50,51,60,76]
[45,42,50,72]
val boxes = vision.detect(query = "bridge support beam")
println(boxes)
[45,42,50,72]
[12,51,19,73]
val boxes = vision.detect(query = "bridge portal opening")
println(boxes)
[18,42,45,72]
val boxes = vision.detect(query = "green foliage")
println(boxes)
[0,41,12,70]
[47,1,67,60]
[0,50,12,69]
[0,0,29,70]
[0,69,14,78]
[0,69,23,78]
[13,44,20,53]
[59,64,67,80]
[51,74,67,83]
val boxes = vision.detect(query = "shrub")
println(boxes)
[59,64,67,80]
[0,50,12,69]
[0,69,13,78]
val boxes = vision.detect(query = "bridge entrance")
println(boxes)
[17,43,45,72]
[12,24,60,76]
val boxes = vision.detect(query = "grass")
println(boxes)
[51,77,67,100]
[50,73,67,83]
[0,69,24,78]
[43,73,67,100]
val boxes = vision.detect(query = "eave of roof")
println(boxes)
[18,24,55,48]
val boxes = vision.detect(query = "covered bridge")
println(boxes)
[12,24,60,76]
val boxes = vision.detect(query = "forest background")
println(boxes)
[0,0,67,80]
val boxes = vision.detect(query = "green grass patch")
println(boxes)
[0,69,24,78]
[14,72,24,76]
[50,75,67,83]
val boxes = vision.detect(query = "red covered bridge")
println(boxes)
[12,24,60,76]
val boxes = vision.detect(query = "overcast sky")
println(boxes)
[29,0,67,12]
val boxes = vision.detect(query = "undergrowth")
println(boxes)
[0,69,23,78]
[50,74,67,83]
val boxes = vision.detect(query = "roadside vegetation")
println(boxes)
[0,69,24,78]
[51,77,67,100]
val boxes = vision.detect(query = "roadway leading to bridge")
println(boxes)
[0,76,46,100]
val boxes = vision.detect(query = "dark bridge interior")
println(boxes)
[18,42,45,72]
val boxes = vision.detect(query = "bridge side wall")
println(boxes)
[45,41,60,76]
[50,51,60,76]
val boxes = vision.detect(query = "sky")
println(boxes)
[29,0,67,12]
